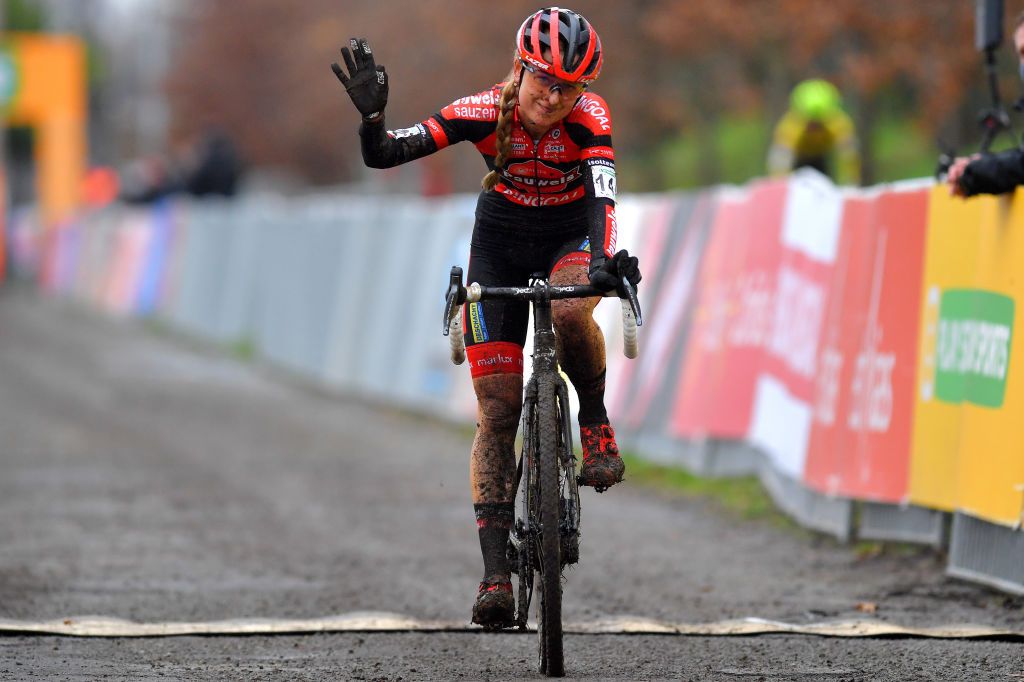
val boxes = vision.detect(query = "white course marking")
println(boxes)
[0,613,1020,639]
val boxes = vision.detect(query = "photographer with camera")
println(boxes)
[948,11,1024,198]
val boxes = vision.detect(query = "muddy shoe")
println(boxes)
[471,575,515,629]
[578,423,625,492]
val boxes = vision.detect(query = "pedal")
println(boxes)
[506,539,519,574]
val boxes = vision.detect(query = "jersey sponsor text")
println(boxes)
[451,106,497,121]
[576,97,611,131]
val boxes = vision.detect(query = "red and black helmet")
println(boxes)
[516,7,603,84]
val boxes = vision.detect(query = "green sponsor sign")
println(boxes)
[934,289,1014,408]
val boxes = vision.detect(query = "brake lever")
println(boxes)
[443,266,467,335]
[620,278,643,327]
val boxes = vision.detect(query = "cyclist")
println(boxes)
[767,78,861,185]
[947,12,1024,198]
[332,7,641,628]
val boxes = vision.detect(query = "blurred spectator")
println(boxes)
[81,166,120,209]
[768,78,861,185]
[117,130,244,204]
[183,129,244,198]
[947,13,1024,198]
[119,154,182,205]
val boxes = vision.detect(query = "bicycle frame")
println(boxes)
[442,265,641,677]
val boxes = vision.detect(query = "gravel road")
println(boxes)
[0,290,1021,680]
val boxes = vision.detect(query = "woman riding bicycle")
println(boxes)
[333,6,641,628]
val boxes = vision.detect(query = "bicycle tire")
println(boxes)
[535,372,564,677]
[555,379,580,567]
[513,389,536,630]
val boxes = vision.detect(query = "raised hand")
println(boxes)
[331,37,388,121]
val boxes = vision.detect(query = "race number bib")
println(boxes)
[591,164,617,200]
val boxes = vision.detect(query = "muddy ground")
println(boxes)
[0,290,1021,681]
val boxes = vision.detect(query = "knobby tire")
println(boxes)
[515,391,535,631]
[536,373,564,677]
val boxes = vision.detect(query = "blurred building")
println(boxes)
[36,0,178,165]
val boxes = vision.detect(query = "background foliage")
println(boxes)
[161,1,1022,191]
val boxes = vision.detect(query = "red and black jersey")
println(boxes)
[359,84,618,260]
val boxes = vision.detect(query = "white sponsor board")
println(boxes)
[749,374,813,480]
[781,169,843,264]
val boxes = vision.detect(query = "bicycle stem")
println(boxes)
[529,281,560,376]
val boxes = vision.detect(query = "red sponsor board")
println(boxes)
[669,180,787,438]
[759,231,837,405]
[610,196,710,429]
[803,195,872,493]
[606,196,682,426]
[746,172,845,479]
[804,188,928,500]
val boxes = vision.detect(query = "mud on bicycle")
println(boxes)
[444,266,641,677]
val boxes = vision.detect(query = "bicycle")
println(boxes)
[443,266,642,677]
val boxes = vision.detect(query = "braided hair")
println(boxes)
[481,67,523,191]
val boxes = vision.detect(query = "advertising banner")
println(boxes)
[102,215,151,315]
[135,200,177,315]
[749,171,843,479]
[44,221,80,295]
[669,180,787,439]
[605,192,713,438]
[17,182,1024,542]
[804,187,929,500]
[955,194,1024,527]
[909,188,987,512]
[68,214,103,303]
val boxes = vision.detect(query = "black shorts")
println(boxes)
[465,230,591,348]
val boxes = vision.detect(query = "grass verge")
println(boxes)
[619,451,801,532]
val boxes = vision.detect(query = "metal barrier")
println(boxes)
[948,513,1024,596]
[10,174,1024,594]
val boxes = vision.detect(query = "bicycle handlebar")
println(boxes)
[442,265,642,364]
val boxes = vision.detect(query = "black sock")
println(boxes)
[574,367,608,426]
[474,502,514,579]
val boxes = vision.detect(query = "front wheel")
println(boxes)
[535,374,564,677]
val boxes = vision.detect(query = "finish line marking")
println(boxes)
[0,613,1020,640]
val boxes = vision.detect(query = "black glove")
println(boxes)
[589,249,642,293]
[331,37,388,121]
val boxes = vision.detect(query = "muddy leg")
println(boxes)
[470,373,522,578]
[549,264,607,426]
